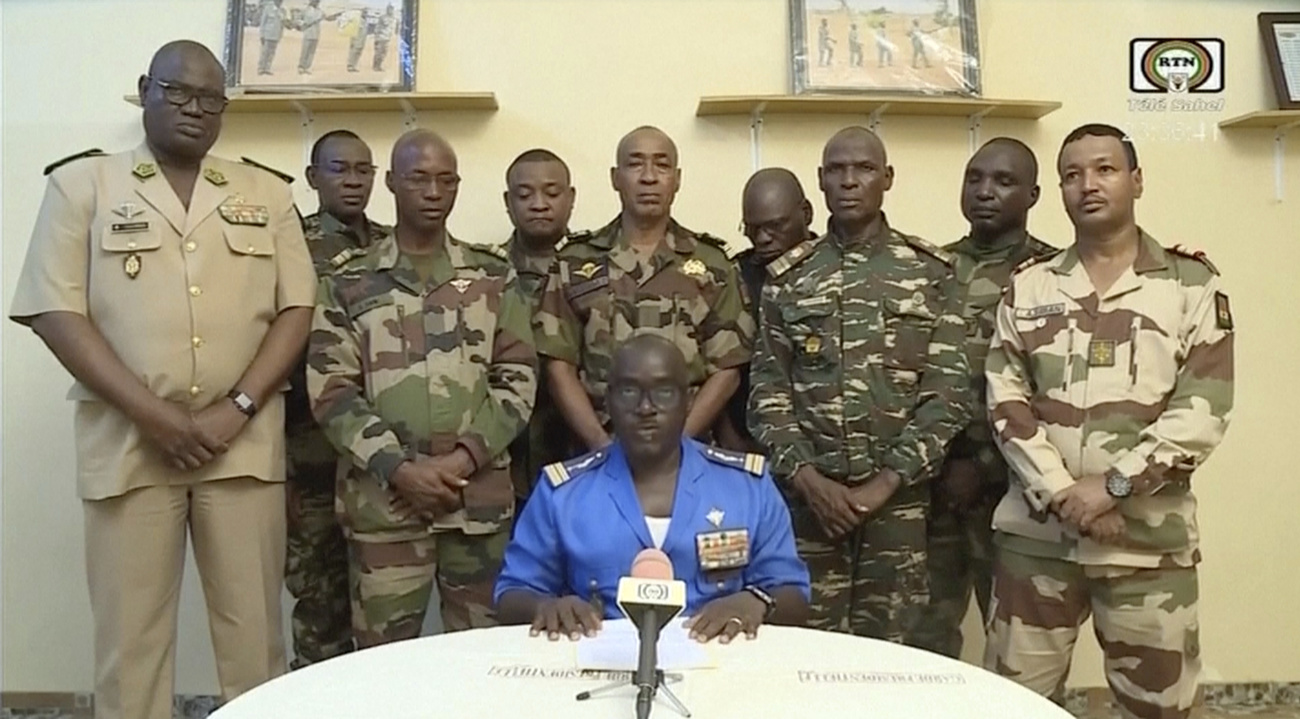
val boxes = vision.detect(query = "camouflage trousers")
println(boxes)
[794,486,929,644]
[985,547,1201,719]
[347,526,510,647]
[285,480,354,668]
[911,495,998,658]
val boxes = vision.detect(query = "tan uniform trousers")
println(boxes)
[84,477,287,719]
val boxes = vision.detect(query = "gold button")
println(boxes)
[189,385,201,396]
[127,241,138,250]
[184,242,197,252]
[192,336,203,348]
[189,285,201,297]
[247,245,256,253]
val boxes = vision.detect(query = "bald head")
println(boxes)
[148,40,222,78]
[822,126,887,166]
[974,137,1039,184]
[616,126,678,167]
[614,334,688,384]
[744,168,806,207]
[387,128,460,234]
[391,128,456,171]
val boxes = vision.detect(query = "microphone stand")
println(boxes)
[575,605,691,718]
[576,670,690,718]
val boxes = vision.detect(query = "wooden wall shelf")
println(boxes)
[1218,110,1300,201]
[122,91,498,114]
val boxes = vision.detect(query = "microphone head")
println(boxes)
[630,548,674,580]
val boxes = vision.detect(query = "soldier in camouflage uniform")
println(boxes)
[307,129,537,646]
[283,130,387,668]
[716,168,816,455]
[535,126,754,452]
[911,138,1057,659]
[501,148,576,502]
[984,124,1234,719]
[749,126,972,645]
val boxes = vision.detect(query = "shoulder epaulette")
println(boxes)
[902,234,954,266]
[1026,235,1059,259]
[565,229,593,245]
[1168,244,1220,276]
[44,148,105,176]
[240,156,295,184]
[542,447,610,488]
[766,234,823,279]
[727,246,753,263]
[701,445,766,477]
[329,246,368,269]
[464,241,510,263]
[692,231,729,252]
[1011,248,1062,276]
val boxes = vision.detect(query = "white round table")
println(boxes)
[214,624,1072,718]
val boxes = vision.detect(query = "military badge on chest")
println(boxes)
[1088,339,1116,367]
[565,260,609,301]
[218,195,269,226]
[681,258,709,286]
[696,518,751,573]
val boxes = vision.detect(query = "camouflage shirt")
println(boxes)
[749,217,973,487]
[307,230,538,541]
[504,232,560,312]
[286,211,390,487]
[942,231,1058,492]
[986,230,1234,568]
[534,216,754,421]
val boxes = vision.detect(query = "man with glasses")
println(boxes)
[9,41,315,719]
[307,128,537,646]
[283,129,388,669]
[494,335,810,643]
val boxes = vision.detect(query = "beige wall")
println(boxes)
[2,0,1296,695]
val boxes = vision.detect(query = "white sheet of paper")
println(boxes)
[574,617,715,670]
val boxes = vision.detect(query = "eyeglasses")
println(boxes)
[147,76,228,115]
[608,383,684,410]
[398,172,461,191]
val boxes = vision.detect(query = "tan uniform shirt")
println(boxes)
[9,144,318,500]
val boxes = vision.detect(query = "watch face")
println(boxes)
[1107,472,1132,498]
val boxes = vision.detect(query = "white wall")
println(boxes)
[4,0,1300,696]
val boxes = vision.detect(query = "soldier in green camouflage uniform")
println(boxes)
[284,130,388,668]
[501,149,577,502]
[307,129,537,646]
[749,127,972,645]
[984,125,1234,719]
[535,126,754,452]
[911,138,1057,659]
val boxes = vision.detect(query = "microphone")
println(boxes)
[617,549,687,719]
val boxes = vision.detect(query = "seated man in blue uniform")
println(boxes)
[494,334,811,644]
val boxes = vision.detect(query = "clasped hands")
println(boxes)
[1051,474,1127,546]
[794,466,902,540]
[143,397,250,471]
[389,447,476,521]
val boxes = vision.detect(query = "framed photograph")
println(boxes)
[789,0,981,96]
[1259,12,1300,110]
[224,0,418,93]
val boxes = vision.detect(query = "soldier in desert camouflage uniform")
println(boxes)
[535,126,753,452]
[911,138,1057,659]
[749,126,972,645]
[308,129,536,645]
[501,148,576,502]
[984,124,1234,719]
[284,130,388,668]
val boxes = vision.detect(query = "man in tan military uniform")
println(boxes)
[535,126,755,452]
[8,41,316,719]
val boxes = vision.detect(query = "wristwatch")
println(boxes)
[227,390,257,418]
[1104,467,1133,499]
[743,584,776,620]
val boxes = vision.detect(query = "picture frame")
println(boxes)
[1259,12,1300,110]
[223,0,418,94]
[789,0,981,97]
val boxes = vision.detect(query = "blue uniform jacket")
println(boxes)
[493,438,811,618]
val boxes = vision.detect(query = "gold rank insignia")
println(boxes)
[1088,339,1116,367]
[450,278,473,294]
[574,261,600,279]
[218,202,270,226]
[124,253,142,279]
[203,168,228,186]
[804,334,822,355]
[682,258,707,277]
[132,163,157,180]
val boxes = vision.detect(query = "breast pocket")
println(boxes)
[348,295,414,400]
[222,225,277,303]
[99,222,164,275]
[781,301,836,371]
[884,295,938,371]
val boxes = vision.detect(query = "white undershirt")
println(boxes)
[645,516,671,549]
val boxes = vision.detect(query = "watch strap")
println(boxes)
[744,584,776,620]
